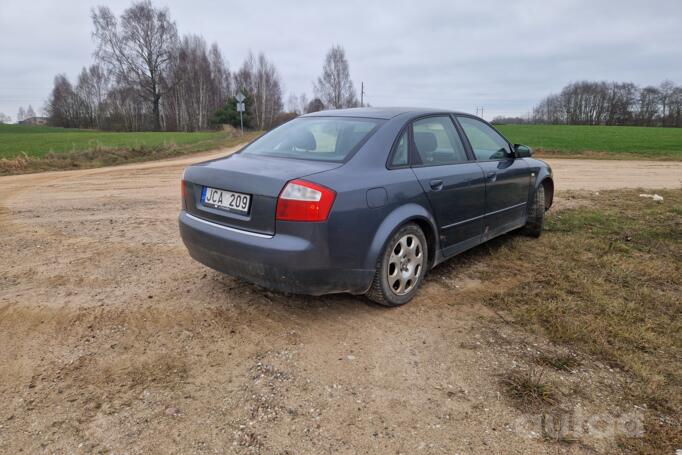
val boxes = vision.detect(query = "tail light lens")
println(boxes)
[181,180,187,208]
[276,179,336,222]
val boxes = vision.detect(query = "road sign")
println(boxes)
[235,94,245,135]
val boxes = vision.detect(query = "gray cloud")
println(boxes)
[1,0,681,120]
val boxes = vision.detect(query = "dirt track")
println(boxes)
[0,149,680,454]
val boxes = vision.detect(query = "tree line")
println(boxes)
[45,1,360,132]
[528,80,682,127]
[1,106,39,124]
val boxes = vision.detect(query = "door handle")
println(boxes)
[486,172,497,182]
[429,179,444,191]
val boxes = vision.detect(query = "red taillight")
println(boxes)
[181,180,187,208]
[276,179,336,222]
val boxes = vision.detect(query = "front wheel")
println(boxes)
[366,223,428,306]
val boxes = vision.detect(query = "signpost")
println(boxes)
[235,92,246,135]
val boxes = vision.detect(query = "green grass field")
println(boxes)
[0,124,235,159]
[496,124,682,159]
[3,123,681,165]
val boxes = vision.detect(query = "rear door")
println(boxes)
[455,116,531,240]
[406,116,486,256]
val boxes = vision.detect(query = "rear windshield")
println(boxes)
[241,117,382,162]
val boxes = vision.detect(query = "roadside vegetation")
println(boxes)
[0,124,260,175]
[465,189,681,452]
[497,124,682,160]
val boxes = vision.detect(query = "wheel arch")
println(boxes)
[531,164,554,211]
[539,177,554,210]
[365,203,439,271]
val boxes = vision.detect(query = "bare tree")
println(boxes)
[0,113,11,124]
[17,107,25,122]
[25,105,36,119]
[286,93,300,114]
[88,64,110,128]
[638,86,660,126]
[163,35,229,131]
[658,80,675,125]
[532,80,682,127]
[92,0,178,130]
[306,98,325,113]
[669,86,682,127]
[314,45,358,109]
[233,52,283,130]
[46,75,80,128]
[298,93,308,114]
[47,2,236,132]
[208,43,231,106]
[76,68,97,127]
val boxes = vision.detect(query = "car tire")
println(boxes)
[522,184,545,238]
[366,223,428,307]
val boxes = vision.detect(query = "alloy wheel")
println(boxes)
[387,233,424,295]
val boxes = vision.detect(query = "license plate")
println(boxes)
[202,186,251,214]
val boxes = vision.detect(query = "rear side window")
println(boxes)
[411,116,468,165]
[457,116,511,160]
[390,131,409,167]
[242,117,381,162]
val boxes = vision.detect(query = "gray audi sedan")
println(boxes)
[179,107,553,306]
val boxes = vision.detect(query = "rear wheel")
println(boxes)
[522,184,545,237]
[366,223,428,306]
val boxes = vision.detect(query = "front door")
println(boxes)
[407,116,486,256]
[456,116,532,240]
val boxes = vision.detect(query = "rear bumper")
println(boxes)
[179,211,374,295]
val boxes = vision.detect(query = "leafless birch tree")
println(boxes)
[314,45,358,109]
[92,0,177,130]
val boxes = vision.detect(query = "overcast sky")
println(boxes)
[1,0,681,121]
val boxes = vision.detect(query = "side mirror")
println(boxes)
[513,144,533,158]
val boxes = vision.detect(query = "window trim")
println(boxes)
[453,114,515,162]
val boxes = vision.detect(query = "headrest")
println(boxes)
[293,130,316,150]
[414,132,437,154]
[335,127,366,154]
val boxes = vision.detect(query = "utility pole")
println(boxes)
[360,82,365,107]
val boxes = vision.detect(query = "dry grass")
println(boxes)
[478,189,682,453]
[500,368,559,411]
[533,352,581,372]
[534,149,680,161]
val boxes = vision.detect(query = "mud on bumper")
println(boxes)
[179,211,374,296]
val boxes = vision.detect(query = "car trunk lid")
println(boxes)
[183,153,341,235]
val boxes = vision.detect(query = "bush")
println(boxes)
[211,94,253,129]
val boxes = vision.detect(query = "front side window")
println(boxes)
[457,116,511,160]
[242,117,381,162]
[411,116,468,165]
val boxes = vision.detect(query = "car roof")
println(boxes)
[301,107,471,120]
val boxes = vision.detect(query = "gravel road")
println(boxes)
[1,148,679,454]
